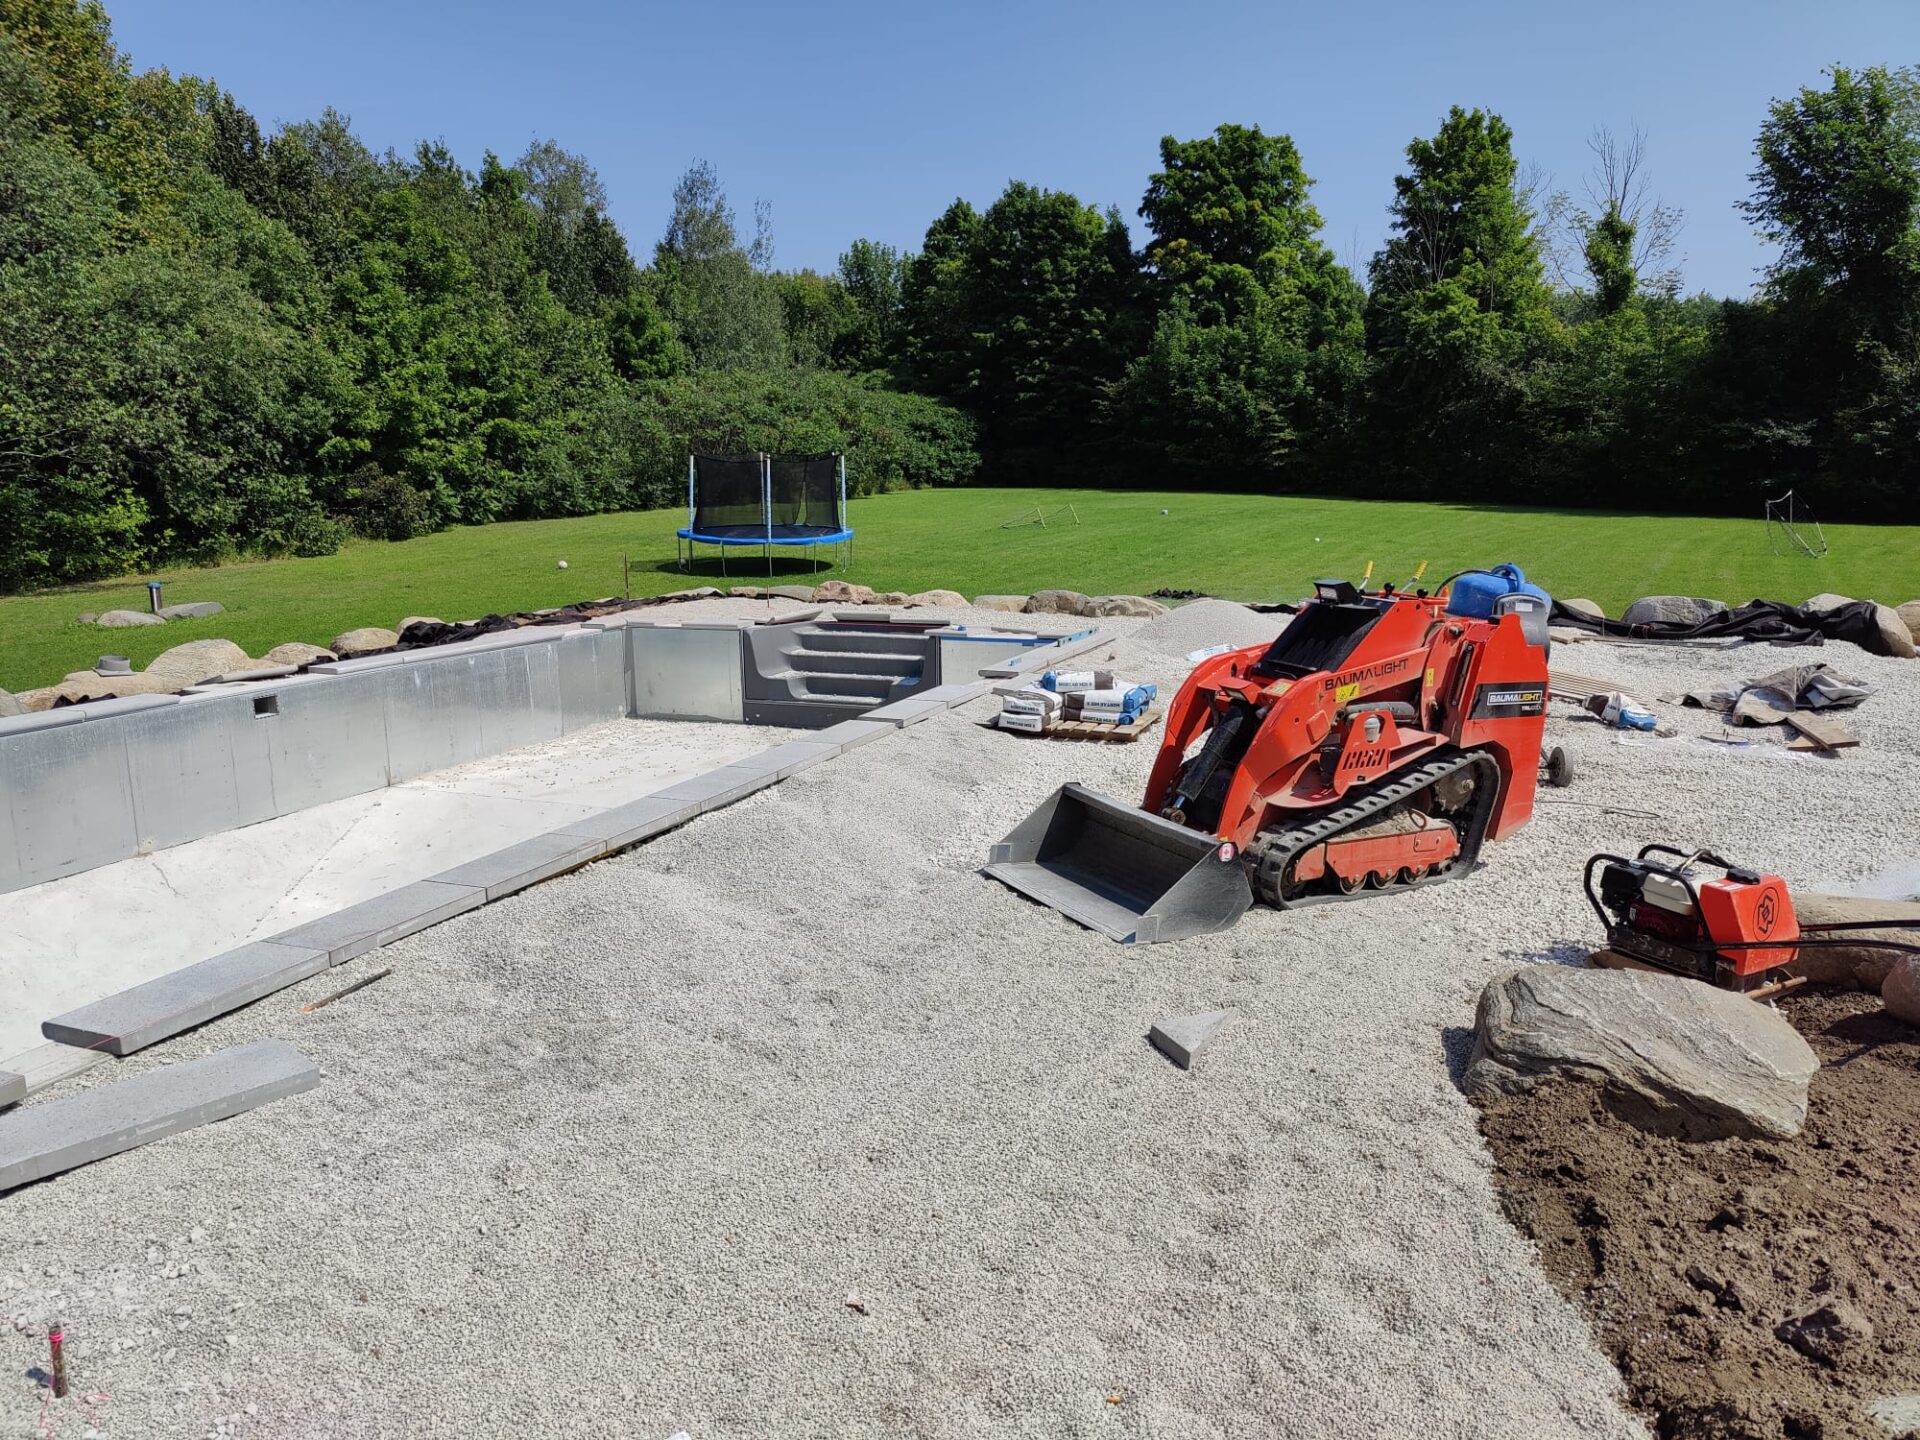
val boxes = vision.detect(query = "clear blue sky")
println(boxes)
[114,0,1920,298]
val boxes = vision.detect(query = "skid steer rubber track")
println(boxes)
[1246,750,1502,910]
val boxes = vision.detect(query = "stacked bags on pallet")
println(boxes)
[996,669,1158,734]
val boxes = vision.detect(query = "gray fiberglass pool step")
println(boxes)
[743,619,945,727]
[772,671,903,701]
[791,629,934,657]
[785,648,926,677]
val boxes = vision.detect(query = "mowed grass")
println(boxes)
[3,487,1917,693]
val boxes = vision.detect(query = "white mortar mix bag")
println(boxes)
[1040,669,1115,694]
[998,709,1050,733]
[1001,693,1059,718]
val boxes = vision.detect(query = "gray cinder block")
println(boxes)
[652,765,778,812]
[725,738,840,780]
[41,940,330,1057]
[557,795,701,850]
[811,719,895,751]
[1149,1009,1236,1070]
[0,1071,22,1109]
[429,832,605,901]
[265,879,484,965]
[0,1039,319,1193]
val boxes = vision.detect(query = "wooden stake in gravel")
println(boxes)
[49,1321,67,1399]
[301,967,393,1013]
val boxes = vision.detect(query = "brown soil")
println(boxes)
[1478,989,1920,1440]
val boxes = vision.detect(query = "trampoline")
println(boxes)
[675,452,854,575]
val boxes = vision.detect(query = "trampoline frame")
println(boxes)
[675,453,854,576]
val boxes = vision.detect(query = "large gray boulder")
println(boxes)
[1874,604,1916,658]
[1883,956,1920,1027]
[810,580,877,605]
[330,626,399,657]
[1620,595,1728,626]
[1027,589,1093,616]
[1464,964,1818,1140]
[1804,591,1855,614]
[1791,892,1920,990]
[142,638,252,687]
[0,689,19,718]
[157,600,223,620]
[95,609,165,628]
[972,594,1031,613]
[1086,594,1169,618]
[262,641,335,667]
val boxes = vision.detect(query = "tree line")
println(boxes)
[2,0,1914,591]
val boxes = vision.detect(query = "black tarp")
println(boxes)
[1549,598,1903,654]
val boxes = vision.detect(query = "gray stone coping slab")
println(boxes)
[41,941,330,1058]
[0,1071,21,1110]
[555,795,700,850]
[652,766,778,812]
[306,652,408,675]
[724,738,841,780]
[1149,1009,1235,1070]
[0,1043,108,1099]
[265,880,484,965]
[1006,628,1104,673]
[429,832,605,902]
[0,709,88,737]
[0,1039,319,1193]
[207,665,300,683]
[917,682,993,708]
[863,698,945,726]
[812,718,894,751]
[76,694,181,720]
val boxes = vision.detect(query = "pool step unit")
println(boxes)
[744,622,942,727]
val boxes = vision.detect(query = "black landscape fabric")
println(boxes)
[1549,598,1902,655]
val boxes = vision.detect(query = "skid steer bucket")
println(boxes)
[984,783,1254,944]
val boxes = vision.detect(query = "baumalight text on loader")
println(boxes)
[986,566,1554,943]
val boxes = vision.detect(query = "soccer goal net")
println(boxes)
[1765,490,1829,559]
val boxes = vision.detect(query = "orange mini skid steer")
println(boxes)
[986,577,1552,943]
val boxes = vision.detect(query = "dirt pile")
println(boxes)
[1480,989,1920,1440]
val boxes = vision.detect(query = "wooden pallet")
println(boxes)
[990,708,1163,743]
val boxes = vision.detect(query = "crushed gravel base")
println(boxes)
[6,605,1918,1439]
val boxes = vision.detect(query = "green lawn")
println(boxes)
[4,487,1917,693]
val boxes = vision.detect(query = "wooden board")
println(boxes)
[1783,710,1858,750]
[991,708,1162,743]
[1547,668,1620,703]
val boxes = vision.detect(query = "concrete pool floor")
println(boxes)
[0,716,799,1059]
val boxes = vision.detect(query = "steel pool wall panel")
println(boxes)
[123,693,278,851]
[1,719,140,888]
[555,629,629,732]
[265,673,393,812]
[629,624,745,721]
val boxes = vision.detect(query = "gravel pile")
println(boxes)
[7,603,1918,1439]
[1128,596,1289,658]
